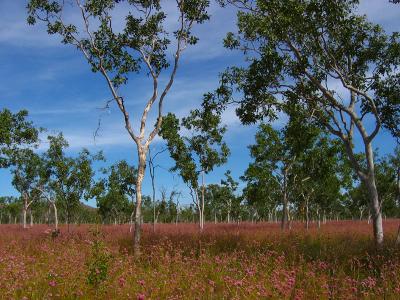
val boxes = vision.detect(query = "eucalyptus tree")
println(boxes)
[0,197,21,224]
[0,109,38,172]
[44,134,102,231]
[27,0,211,253]
[292,136,352,228]
[147,146,167,231]
[94,160,136,224]
[11,149,43,228]
[160,96,230,230]
[219,170,239,223]
[219,0,399,245]
[242,123,299,229]
[242,103,351,229]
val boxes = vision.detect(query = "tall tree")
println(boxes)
[27,0,211,253]
[219,0,400,245]
[160,96,229,230]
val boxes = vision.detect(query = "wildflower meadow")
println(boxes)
[1,221,399,299]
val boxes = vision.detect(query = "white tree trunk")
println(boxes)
[53,202,58,230]
[23,208,27,229]
[133,148,146,256]
[200,171,205,231]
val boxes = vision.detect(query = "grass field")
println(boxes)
[0,220,400,299]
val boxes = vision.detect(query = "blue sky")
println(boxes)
[0,1,398,207]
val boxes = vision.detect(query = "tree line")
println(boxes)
[1,106,399,235]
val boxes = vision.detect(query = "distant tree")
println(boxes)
[28,0,211,254]
[219,0,400,245]
[45,134,102,231]
[390,146,400,208]
[242,105,350,229]
[94,160,136,225]
[0,196,21,224]
[219,171,239,223]
[11,149,43,228]
[0,196,20,224]
[147,146,167,232]
[160,97,229,230]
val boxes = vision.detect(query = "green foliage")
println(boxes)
[0,197,21,224]
[0,109,39,168]
[44,133,103,225]
[219,0,399,137]
[160,95,230,191]
[94,160,137,224]
[27,0,211,86]
[11,149,44,201]
[242,110,352,220]
[347,149,400,218]
[204,171,242,222]
[86,228,111,289]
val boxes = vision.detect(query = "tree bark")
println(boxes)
[365,174,383,246]
[133,149,146,256]
[396,225,400,246]
[52,202,58,230]
[200,171,205,231]
[23,208,27,229]
[359,207,364,221]
[342,126,383,246]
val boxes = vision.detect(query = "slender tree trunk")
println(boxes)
[52,202,58,230]
[22,193,28,229]
[396,225,400,246]
[149,149,157,233]
[281,169,289,230]
[305,197,309,230]
[23,208,27,229]
[30,210,33,227]
[133,149,146,256]
[200,171,205,231]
